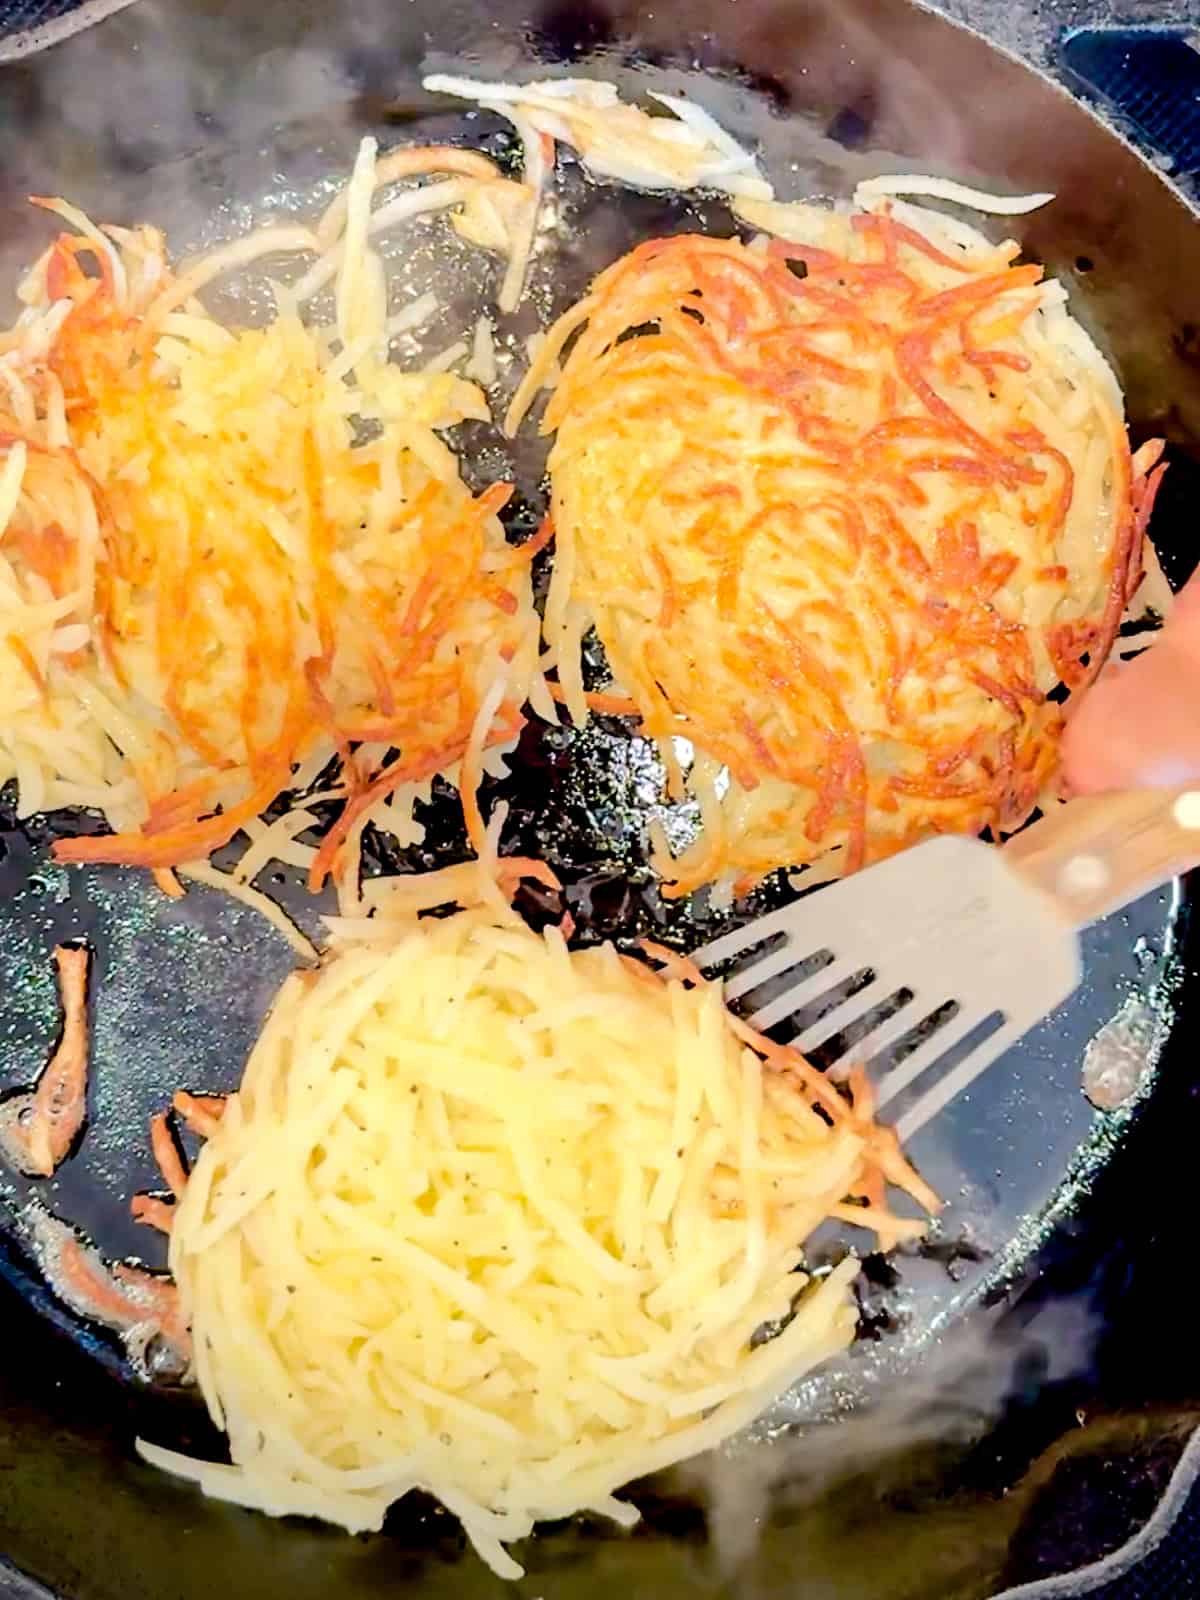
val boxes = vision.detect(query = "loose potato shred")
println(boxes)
[27,1208,191,1371]
[0,944,91,1179]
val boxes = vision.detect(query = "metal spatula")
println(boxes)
[692,788,1200,1143]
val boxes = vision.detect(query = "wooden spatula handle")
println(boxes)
[1003,787,1200,929]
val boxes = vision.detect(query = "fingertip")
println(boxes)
[1061,633,1200,794]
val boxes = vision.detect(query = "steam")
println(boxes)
[677,1291,1101,1584]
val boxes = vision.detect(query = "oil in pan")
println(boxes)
[0,76,1187,1435]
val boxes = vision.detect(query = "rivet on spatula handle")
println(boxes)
[1003,787,1200,930]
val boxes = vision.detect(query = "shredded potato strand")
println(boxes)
[522,204,1156,894]
[422,74,772,202]
[142,907,932,1578]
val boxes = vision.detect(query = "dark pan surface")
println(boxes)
[1,1,1199,1596]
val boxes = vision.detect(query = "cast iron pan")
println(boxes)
[1,1,1199,1596]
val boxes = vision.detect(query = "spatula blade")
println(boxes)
[695,836,1083,1114]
